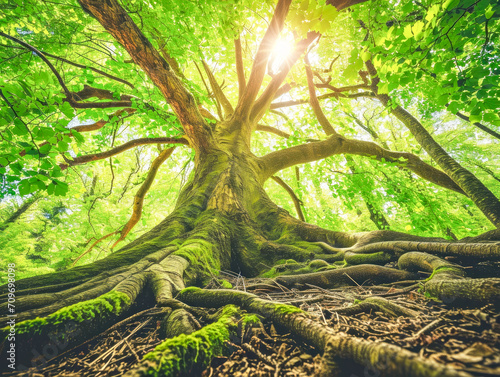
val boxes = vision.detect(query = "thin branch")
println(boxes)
[326,0,371,11]
[455,111,500,141]
[344,111,389,149]
[72,231,118,266]
[42,51,134,88]
[315,82,370,92]
[305,54,337,136]
[0,89,41,161]
[74,108,136,132]
[271,176,305,221]
[0,32,132,109]
[112,147,175,248]
[71,85,133,102]
[273,83,293,100]
[234,0,292,118]
[193,60,222,120]
[256,124,291,138]
[270,91,375,109]
[61,137,188,169]
[19,108,137,157]
[269,109,289,121]
[201,60,234,117]
[234,37,246,99]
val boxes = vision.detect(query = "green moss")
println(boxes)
[6,291,130,338]
[259,259,333,278]
[274,303,302,315]
[308,260,329,269]
[242,314,261,326]
[426,265,463,281]
[219,279,233,289]
[141,305,240,376]
[344,252,392,265]
[180,286,202,294]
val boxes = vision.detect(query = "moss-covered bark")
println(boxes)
[399,252,500,305]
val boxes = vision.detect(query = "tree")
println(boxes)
[1,0,500,376]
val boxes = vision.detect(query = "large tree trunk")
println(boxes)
[2,137,500,375]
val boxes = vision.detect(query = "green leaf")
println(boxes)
[469,114,482,123]
[61,101,75,119]
[13,118,27,135]
[18,180,30,196]
[403,24,413,39]
[485,8,494,19]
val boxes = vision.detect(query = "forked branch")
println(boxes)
[234,0,292,118]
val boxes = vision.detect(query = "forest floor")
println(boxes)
[6,272,500,377]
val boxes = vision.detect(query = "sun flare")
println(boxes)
[269,34,295,74]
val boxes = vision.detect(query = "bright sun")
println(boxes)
[269,35,295,74]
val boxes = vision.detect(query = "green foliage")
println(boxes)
[354,0,500,125]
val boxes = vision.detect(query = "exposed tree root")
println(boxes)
[123,305,245,376]
[399,252,500,306]
[177,288,471,377]
[275,264,416,288]
[332,296,418,317]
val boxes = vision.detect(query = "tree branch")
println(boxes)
[193,61,222,120]
[0,32,136,110]
[41,51,134,88]
[112,147,176,248]
[234,37,246,99]
[61,137,188,169]
[256,124,291,138]
[326,0,371,11]
[315,82,370,92]
[273,83,293,99]
[73,108,136,133]
[251,32,318,122]
[234,0,292,118]
[259,135,466,195]
[365,59,500,227]
[271,176,305,221]
[19,108,137,157]
[305,54,337,136]
[201,60,234,117]
[270,91,375,109]
[455,111,500,141]
[78,0,214,154]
